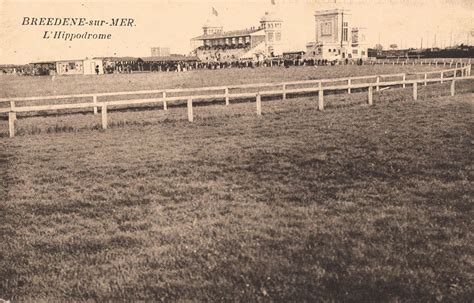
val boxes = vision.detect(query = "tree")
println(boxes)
[390,44,398,50]
[375,44,383,51]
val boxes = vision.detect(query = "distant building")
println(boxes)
[151,47,170,57]
[30,58,104,75]
[190,10,283,62]
[305,9,367,60]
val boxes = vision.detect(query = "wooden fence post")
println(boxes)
[101,105,107,129]
[424,73,427,86]
[376,76,380,91]
[8,111,15,138]
[440,72,444,83]
[348,79,351,94]
[93,95,98,115]
[282,84,286,100]
[10,101,16,121]
[450,80,455,96]
[413,82,418,101]
[402,74,406,88]
[225,87,229,105]
[368,86,373,106]
[163,91,167,110]
[256,93,262,116]
[318,89,324,111]
[187,98,193,122]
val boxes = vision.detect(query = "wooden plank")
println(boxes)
[187,98,193,122]
[451,80,455,96]
[8,112,15,138]
[413,82,418,101]
[101,105,107,129]
[256,94,262,116]
[368,86,373,105]
[93,95,98,115]
[318,89,324,111]
[163,91,167,110]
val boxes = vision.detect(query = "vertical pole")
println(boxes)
[348,79,351,94]
[413,82,418,101]
[376,76,380,91]
[256,93,262,116]
[424,73,427,86]
[402,74,406,88]
[163,91,167,110]
[101,105,107,129]
[282,84,286,100]
[225,87,229,105]
[93,95,98,115]
[10,101,16,121]
[187,98,193,122]
[368,86,373,106]
[318,89,324,111]
[435,61,437,67]
[450,80,455,96]
[440,72,444,83]
[8,112,15,138]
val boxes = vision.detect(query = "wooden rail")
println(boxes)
[2,65,472,138]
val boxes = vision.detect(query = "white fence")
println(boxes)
[1,64,472,138]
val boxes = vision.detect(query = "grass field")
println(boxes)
[0,65,444,98]
[1,68,473,301]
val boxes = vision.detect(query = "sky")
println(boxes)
[0,0,472,64]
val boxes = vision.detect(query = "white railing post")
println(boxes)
[402,74,406,88]
[413,82,418,101]
[424,73,427,86]
[368,86,373,106]
[8,111,15,138]
[451,80,455,96]
[101,105,107,129]
[318,89,324,111]
[282,84,286,100]
[187,98,193,122]
[348,79,351,94]
[163,91,167,110]
[10,101,16,121]
[93,95,98,115]
[376,76,380,92]
[256,93,262,116]
[440,72,444,83]
[225,87,229,105]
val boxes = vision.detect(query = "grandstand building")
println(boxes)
[190,11,283,62]
[305,9,367,61]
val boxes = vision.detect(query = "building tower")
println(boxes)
[259,11,283,57]
[202,17,223,36]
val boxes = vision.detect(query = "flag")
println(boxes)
[271,0,276,5]
[212,7,218,16]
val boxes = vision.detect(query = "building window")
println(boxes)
[328,49,331,52]
[361,50,366,56]
[268,32,274,42]
[275,32,281,42]
[343,22,348,42]
[352,49,358,54]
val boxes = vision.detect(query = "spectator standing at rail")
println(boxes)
[95,65,100,75]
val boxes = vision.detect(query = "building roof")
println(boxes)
[31,58,102,64]
[260,11,282,22]
[141,55,199,62]
[192,28,264,40]
[94,56,141,62]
